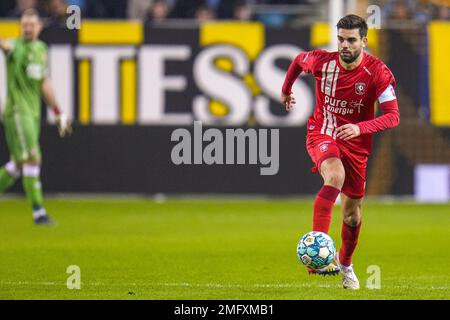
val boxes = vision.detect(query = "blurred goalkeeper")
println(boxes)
[0,9,72,225]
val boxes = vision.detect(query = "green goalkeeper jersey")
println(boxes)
[4,37,48,119]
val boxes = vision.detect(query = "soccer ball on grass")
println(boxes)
[297,231,336,270]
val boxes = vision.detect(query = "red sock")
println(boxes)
[339,222,362,267]
[312,185,340,233]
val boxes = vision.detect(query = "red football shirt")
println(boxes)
[282,49,397,155]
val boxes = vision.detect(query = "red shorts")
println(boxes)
[306,132,368,199]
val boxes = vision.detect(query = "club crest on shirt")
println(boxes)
[355,82,366,95]
[319,143,329,152]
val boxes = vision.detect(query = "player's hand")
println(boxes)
[0,39,12,54]
[55,113,73,138]
[281,92,296,111]
[336,123,360,141]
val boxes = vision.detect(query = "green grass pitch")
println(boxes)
[0,197,449,300]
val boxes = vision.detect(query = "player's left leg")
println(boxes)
[22,159,54,225]
[339,194,362,267]
[336,152,366,289]
[337,194,362,289]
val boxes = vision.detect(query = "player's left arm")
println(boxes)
[337,65,400,141]
[355,85,400,135]
[336,85,400,140]
[42,76,72,137]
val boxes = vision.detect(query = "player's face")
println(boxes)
[20,15,42,42]
[337,28,367,64]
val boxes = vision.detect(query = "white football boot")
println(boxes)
[337,255,360,289]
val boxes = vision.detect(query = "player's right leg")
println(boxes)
[306,158,345,275]
[305,135,345,275]
[315,157,345,232]
[4,112,53,225]
[0,161,21,193]
[1,116,22,193]
[306,135,345,234]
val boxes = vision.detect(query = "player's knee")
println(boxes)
[343,211,361,227]
[5,161,21,179]
[22,163,41,178]
[324,168,345,189]
[321,158,345,188]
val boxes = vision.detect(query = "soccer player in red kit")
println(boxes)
[281,14,400,289]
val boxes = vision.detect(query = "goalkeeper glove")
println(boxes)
[52,106,73,137]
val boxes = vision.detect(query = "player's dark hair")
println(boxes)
[21,8,41,21]
[336,14,368,38]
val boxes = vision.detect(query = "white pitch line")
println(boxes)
[0,281,337,289]
[0,281,449,291]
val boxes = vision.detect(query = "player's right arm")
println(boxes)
[0,38,12,55]
[281,50,322,111]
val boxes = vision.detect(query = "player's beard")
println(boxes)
[340,48,362,64]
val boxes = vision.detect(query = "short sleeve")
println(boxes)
[375,63,396,99]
